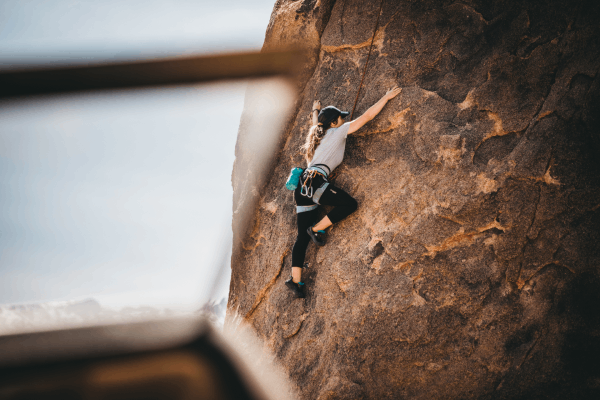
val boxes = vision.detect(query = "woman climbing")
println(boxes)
[285,85,402,298]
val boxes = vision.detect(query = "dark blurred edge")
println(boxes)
[0,49,304,98]
[0,319,257,400]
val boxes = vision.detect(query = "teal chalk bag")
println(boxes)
[285,167,304,190]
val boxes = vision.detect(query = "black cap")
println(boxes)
[318,106,350,121]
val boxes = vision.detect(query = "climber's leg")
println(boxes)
[286,265,308,298]
[312,216,332,232]
[313,185,358,227]
[291,208,318,283]
[291,266,303,283]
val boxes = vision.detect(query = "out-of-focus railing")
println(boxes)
[0,50,303,98]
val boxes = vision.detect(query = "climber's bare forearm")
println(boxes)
[364,97,389,122]
[312,100,321,125]
[348,86,401,134]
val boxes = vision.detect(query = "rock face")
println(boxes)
[228,1,600,399]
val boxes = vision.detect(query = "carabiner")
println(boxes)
[300,182,314,198]
[301,184,308,197]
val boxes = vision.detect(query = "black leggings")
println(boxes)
[291,180,358,268]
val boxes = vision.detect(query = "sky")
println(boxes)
[0,0,282,311]
[0,0,276,66]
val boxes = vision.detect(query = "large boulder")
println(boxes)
[228,1,600,398]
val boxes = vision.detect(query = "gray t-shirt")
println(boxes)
[308,122,351,173]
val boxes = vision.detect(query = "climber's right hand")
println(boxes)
[384,86,402,100]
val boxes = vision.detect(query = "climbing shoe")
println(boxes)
[307,226,326,246]
[285,277,306,298]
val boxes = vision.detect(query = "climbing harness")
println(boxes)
[300,170,319,197]
[300,171,314,197]
[300,163,330,199]
[296,204,318,213]
[286,164,330,192]
[350,0,386,120]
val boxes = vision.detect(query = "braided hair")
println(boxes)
[302,110,340,164]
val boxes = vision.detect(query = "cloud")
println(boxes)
[0,298,181,335]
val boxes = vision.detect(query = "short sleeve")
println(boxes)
[335,122,351,138]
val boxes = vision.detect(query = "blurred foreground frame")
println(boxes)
[0,49,302,400]
[0,50,303,98]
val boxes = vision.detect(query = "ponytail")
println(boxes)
[302,106,342,163]
[302,123,325,164]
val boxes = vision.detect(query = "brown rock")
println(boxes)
[229,1,600,398]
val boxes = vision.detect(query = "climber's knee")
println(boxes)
[348,197,358,214]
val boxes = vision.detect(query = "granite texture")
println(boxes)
[228,1,600,398]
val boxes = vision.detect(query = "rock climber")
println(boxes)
[285,86,402,298]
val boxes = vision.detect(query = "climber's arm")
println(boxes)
[348,86,401,135]
[312,100,321,126]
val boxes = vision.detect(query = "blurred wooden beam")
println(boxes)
[0,49,303,98]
